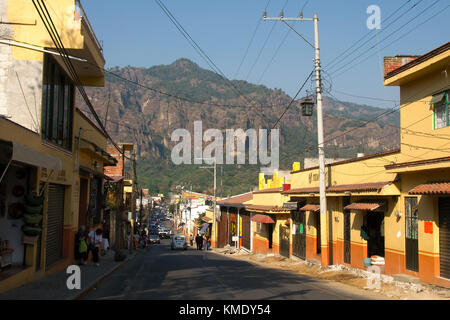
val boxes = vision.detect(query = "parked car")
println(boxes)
[148,234,160,244]
[171,235,187,250]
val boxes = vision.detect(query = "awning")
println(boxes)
[199,223,210,233]
[430,92,446,105]
[344,202,384,211]
[282,202,299,210]
[408,182,450,195]
[0,140,62,170]
[202,216,212,223]
[80,165,112,180]
[300,204,320,212]
[251,214,275,224]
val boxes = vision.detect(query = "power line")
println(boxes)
[154,0,272,123]
[32,0,124,155]
[326,0,423,72]
[329,0,442,77]
[234,0,272,79]
[272,70,313,129]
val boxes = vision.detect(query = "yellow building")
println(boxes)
[0,0,105,293]
[383,42,450,287]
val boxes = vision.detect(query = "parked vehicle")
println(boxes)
[148,234,160,244]
[171,235,187,250]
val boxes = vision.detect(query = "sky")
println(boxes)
[82,0,450,109]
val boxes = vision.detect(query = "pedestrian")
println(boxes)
[74,225,88,265]
[88,228,103,266]
[195,233,202,250]
[190,234,194,246]
[199,234,204,251]
[206,236,211,251]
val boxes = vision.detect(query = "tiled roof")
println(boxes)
[282,187,319,194]
[246,204,289,213]
[327,181,393,192]
[409,182,450,195]
[344,202,384,211]
[300,204,320,212]
[282,181,394,194]
[217,192,253,205]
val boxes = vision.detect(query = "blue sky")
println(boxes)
[82,0,449,109]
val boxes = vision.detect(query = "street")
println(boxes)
[84,238,380,300]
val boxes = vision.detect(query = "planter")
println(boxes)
[22,235,39,245]
[22,226,42,236]
[25,204,43,215]
[24,213,43,225]
[25,194,44,206]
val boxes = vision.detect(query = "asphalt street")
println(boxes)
[84,236,378,300]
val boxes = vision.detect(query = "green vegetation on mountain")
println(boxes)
[81,58,400,195]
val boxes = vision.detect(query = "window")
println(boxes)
[41,54,74,150]
[433,91,449,129]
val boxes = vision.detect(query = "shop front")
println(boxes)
[0,139,62,292]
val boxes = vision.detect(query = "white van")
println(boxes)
[171,235,187,250]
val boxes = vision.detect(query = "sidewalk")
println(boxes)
[0,249,137,300]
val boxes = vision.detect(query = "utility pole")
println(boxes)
[189,184,192,236]
[264,11,329,265]
[198,157,217,248]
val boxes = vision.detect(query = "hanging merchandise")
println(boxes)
[8,202,25,219]
[299,223,304,234]
[12,185,25,197]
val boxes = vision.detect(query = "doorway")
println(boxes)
[366,212,385,257]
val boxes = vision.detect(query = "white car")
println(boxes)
[171,235,187,250]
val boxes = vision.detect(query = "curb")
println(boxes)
[72,251,138,300]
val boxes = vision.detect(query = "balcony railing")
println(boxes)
[75,0,103,52]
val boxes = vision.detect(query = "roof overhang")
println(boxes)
[384,42,450,87]
[408,182,450,195]
[251,214,275,224]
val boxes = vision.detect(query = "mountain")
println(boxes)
[80,58,400,195]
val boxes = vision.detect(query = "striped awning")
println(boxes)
[251,214,275,224]
[299,204,320,212]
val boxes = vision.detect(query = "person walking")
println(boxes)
[74,225,88,265]
[195,233,202,250]
[88,228,103,266]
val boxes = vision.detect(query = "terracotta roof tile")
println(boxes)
[217,192,253,205]
[300,204,320,212]
[251,214,275,224]
[409,182,450,195]
[282,181,394,194]
[246,205,289,213]
[344,202,384,211]
[253,187,283,194]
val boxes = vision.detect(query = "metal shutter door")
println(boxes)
[45,184,65,270]
[241,213,251,250]
[439,197,450,279]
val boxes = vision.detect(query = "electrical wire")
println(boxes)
[330,0,444,78]
[326,0,425,72]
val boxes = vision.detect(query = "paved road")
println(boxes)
[84,237,378,300]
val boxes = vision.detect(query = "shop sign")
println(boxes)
[424,221,433,234]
